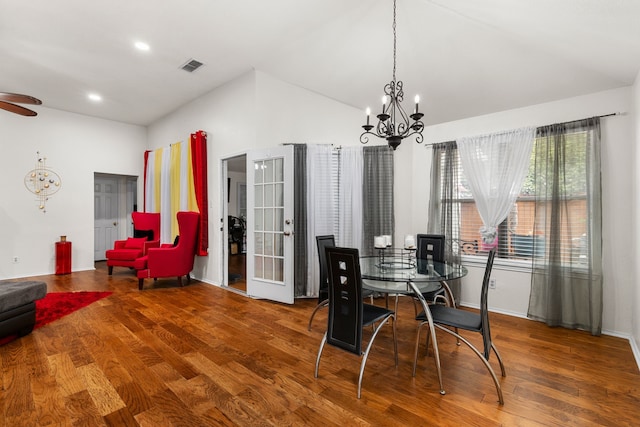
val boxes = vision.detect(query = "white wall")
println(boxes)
[147,69,363,286]
[0,107,146,278]
[632,70,640,363]
[400,87,634,336]
[254,71,363,147]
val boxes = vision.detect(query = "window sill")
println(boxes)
[460,254,533,273]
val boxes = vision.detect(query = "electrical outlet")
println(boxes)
[12,256,19,263]
[489,278,496,289]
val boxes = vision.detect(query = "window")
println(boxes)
[435,129,591,264]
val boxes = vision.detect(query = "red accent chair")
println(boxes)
[105,212,160,275]
[137,211,199,290]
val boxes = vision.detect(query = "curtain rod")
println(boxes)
[423,112,624,148]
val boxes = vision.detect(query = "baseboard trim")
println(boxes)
[629,335,640,372]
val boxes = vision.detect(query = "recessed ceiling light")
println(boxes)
[88,93,102,102]
[134,41,150,51]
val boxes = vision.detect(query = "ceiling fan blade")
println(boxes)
[0,92,42,105]
[0,100,38,116]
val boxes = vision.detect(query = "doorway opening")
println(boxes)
[94,173,137,261]
[223,154,247,293]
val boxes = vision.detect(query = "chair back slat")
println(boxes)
[316,235,336,302]
[325,246,363,355]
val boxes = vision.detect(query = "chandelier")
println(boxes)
[360,0,424,150]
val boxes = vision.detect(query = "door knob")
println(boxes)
[113,222,117,226]
[284,231,291,236]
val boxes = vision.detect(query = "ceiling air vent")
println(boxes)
[181,59,204,73]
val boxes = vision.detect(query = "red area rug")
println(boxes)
[0,291,112,346]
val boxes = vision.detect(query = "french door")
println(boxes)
[246,146,294,304]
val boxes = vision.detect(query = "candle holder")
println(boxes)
[403,247,416,267]
[375,247,415,270]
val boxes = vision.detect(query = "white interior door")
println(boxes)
[246,145,294,304]
[94,176,120,260]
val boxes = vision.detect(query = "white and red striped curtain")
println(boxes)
[143,130,208,255]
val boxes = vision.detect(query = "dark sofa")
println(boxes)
[0,281,47,338]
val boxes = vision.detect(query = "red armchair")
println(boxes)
[137,211,199,290]
[105,212,160,275]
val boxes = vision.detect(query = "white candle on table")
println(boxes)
[374,236,385,248]
[405,235,415,249]
[383,235,392,247]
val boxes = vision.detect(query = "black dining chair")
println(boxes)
[412,249,506,404]
[308,235,374,331]
[307,235,335,331]
[416,234,455,307]
[314,246,398,398]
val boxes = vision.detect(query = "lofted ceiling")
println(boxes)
[2,0,640,126]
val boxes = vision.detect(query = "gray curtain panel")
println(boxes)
[527,117,603,335]
[292,144,308,297]
[362,146,394,256]
[427,141,462,302]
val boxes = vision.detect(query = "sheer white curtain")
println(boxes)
[457,127,536,244]
[337,146,363,250]
[305,145,336,297]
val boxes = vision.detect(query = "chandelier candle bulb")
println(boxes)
[366,107,371,126]
[381,95,387,114]
[414,95,420,114]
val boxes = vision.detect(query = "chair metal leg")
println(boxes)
[434,325,504,404]
[440,280,456,308]
[491,342,506,377]
[314,332,328,378]
[307,299,329,331]
[358,314,397,399]
[412,322,425,376]
[394,294,399,318]
[427,318,445,395]
[408,281,445,396]
[391,314,398,366]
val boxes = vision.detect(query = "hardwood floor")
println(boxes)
[2,262,639,426]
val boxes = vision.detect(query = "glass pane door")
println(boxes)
[253,158,285,283]
[246,146,294,303]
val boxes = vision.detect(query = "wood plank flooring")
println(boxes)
[1,262,639,426]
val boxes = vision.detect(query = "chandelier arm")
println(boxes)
[376,117,390,137]
[404,129,425,144]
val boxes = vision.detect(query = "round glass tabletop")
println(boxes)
[359,253,468,294]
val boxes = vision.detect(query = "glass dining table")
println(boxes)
[359,249,468,396]
[359,252,468,300]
